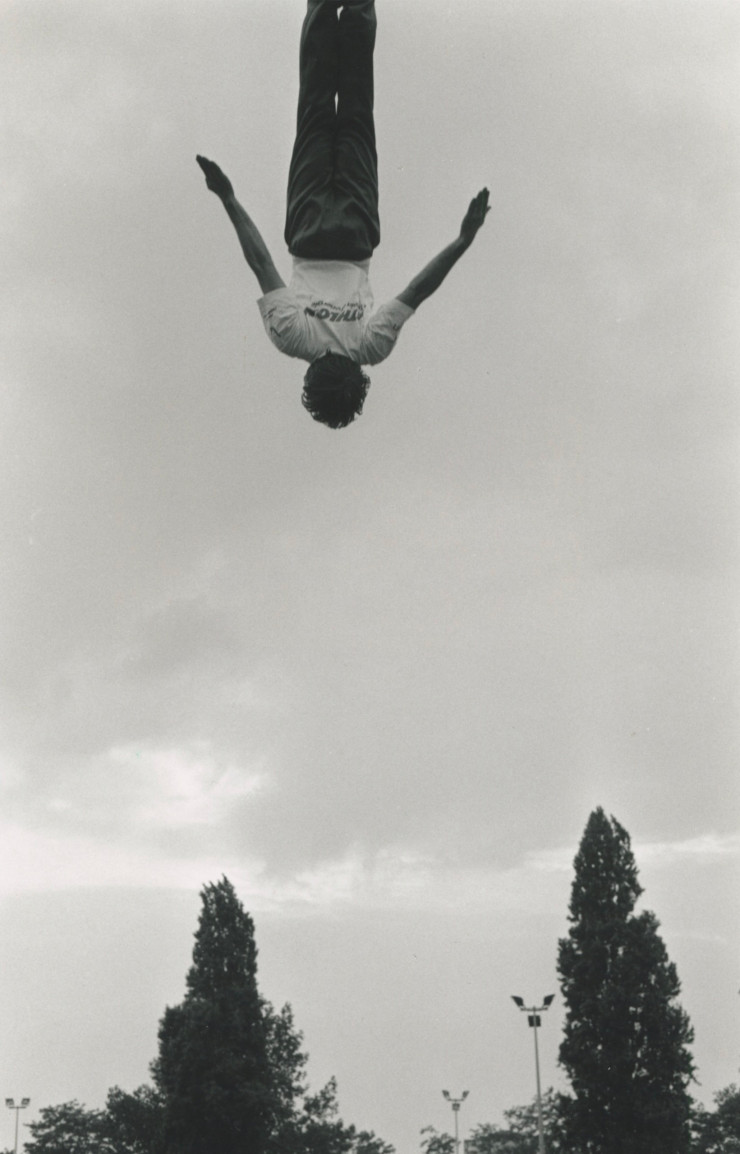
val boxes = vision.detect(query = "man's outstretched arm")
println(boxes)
[196,156,285,295]
[396,188,490,311]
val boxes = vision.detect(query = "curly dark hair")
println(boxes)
[301,352,371,429]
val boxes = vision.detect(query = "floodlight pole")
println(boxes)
[511,996,554,1154]
[5,1099,30,1154]
[441,1090,469,1154]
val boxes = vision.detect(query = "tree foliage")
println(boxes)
[150,876,393,1154]
[693,1085,740,1153]
[23,1090,165,1154]
[24,1101,105,1154]
[466,1121,532,1153]
[101,1085,165,1154]
[419,1125,455,1154]
[265,1002,309,1109]
[152,877,273,1154]
[503,1087,570,1152]
[461,1089,570,1154]
[23,877,394,1154]
[277,1075,394,1154]
[557,808,695,1154]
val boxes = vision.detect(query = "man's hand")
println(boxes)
[396,190,491,311]
[459,188,490,246]
[196,155,234,201]
[201,167,286,294]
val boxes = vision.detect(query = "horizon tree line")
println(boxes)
[14,809,736,1154]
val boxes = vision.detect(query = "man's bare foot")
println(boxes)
[196,155,234,200]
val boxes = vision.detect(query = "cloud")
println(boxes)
[0,819,244,896]
[276,846,571,915]
[0,814,570,919]
[3,764,736,927]
[637,831,740,865]
[104,743,266,829]
[530,830,740,875]
[1,735,270,864]
[0,0,736,960]
[0,739,266,896]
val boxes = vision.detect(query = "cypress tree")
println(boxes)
[557,808,695,1154]
[152,877,273,1154]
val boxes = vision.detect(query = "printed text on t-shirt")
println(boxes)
[304,301,366,323]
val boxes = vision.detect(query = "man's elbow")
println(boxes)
[398,285,424,310]
[255,262,285,294]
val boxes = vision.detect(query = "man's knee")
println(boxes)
[339,0,376,37]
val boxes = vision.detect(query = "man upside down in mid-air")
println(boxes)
[197,0,490,429]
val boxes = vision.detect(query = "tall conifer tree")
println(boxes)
[152,877,273,1154]
[557,809,695,1154]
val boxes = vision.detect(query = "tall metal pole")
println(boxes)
[442,1090,468,1154]
[531,1014,545,1154]
[5,1100,30,1154]
[511,996,554,1154]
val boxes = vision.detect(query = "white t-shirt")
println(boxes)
[257,258,414,366]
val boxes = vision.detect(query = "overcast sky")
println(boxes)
[1,0,739,1150]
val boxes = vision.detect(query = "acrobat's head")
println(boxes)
[302,351,370,429]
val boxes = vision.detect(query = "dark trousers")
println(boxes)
[285,0,380,262]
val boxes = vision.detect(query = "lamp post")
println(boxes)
[511,995,554,1154]
[5,1099,30,1154]
[441,1089,468,1154]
